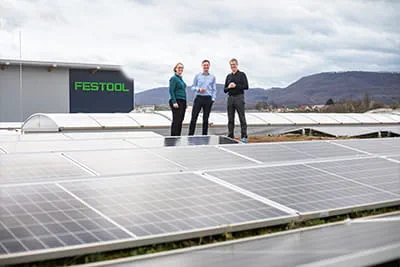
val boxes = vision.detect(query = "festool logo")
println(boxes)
[74,82,130,93]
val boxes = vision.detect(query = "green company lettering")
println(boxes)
[74,81,129,93]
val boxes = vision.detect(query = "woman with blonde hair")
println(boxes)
[169,62,187,136]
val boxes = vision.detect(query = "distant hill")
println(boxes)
[135,71,400,109]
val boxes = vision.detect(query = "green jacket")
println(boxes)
[169,74,187,104]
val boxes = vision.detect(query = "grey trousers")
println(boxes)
[227,94,247,139]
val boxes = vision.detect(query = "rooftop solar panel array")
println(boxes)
[62,173,290,237]
[1,137,400,265]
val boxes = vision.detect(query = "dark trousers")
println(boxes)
[169,99,186,136]
[227,94,247,139]
[189,95,213,135]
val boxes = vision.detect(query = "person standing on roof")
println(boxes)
[189,59,217,136]
[224,58,249,143]
[169,62,187,136]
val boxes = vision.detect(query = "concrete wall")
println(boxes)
[0,66,69,122]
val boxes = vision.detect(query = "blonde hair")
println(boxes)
[173,62,184,73]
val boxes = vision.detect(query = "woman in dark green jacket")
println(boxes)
[169,63,187,136]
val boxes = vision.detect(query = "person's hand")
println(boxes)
[199,88,206,93]
[228,82,236,88]
[173,103,179,109]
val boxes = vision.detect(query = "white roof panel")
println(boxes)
[248,113,294,125]
[89,114,139,128]
[367,114,399,123]
[128,113,172,127]
[302,113,340,124]
[155,111,192,125]
[0,122,22,129]
[0,139,137,154]
[346,114,380,124]
[324,113,362,124]
[64,131,162,140]
[278,113,318,124]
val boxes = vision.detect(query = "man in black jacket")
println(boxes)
[224,58,248,143]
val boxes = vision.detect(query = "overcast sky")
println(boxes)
[0,0,399,92]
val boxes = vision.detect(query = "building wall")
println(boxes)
[0,66,21,122]
[0,66,69,122]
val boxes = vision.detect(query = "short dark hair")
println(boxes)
[202,59,210,64]
[229,58,238,64]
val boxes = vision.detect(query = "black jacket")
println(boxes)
[224,70,249,96]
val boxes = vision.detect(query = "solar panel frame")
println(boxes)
[84,219,400,267]
[308,126,385,137]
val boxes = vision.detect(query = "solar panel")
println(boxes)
[333,138,400,155]
[0,139,137,154]
[206,163,397,213]
[127,136,238,148]
[61,173,291,238]
[0,183,131,258]
[308,158,400,195]
[151,146,257,170]
[222,141,364,164]
[63,131,162,140]
[0,153,93,185]
[64,149,183,175]
[98,220,400,267]
[0,173,293,264]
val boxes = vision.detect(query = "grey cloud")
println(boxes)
[0,0,399,91]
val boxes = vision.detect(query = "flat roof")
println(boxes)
[0,58,122,71]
